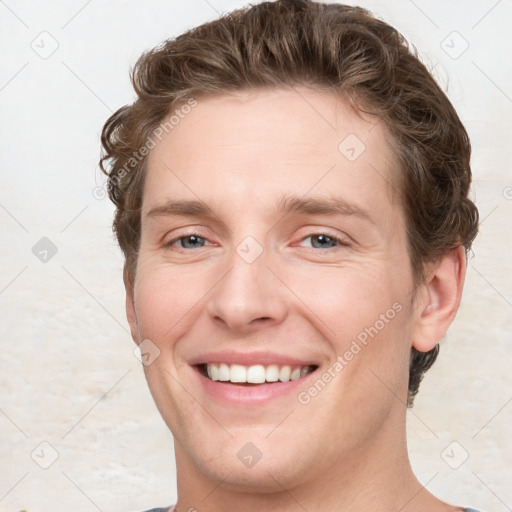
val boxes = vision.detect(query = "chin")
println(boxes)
[195,451,310,493]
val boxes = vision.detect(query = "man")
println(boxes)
[100,1,481,511]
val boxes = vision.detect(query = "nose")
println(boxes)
[206,245,288,334]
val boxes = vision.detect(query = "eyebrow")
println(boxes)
[146,199,213,219]
[275,195,374,223]
[145,195,374,224]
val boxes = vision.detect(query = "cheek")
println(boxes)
[133,262,206,341]
[289,262,412,399]
[311,304,411,433]
[283,261,404,341]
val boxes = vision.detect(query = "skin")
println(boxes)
[125,86,467,512]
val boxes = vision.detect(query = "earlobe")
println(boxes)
[411,246,467,353]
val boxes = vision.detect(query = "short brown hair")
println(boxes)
[100,0,479,406]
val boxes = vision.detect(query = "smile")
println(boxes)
[200,363,318,384]
[190,351,321,404]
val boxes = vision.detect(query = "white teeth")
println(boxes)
[247,365,266,384]
[209,364,219,381]
[218,363,230,381]
[204,363,315,384]
[278,366,291,382]
[230,364,247,383]
[290,367,301,381]
[265,364,280,382]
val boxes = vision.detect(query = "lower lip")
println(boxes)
[193,366,317,406]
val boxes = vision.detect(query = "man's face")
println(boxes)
[128,87,420,489]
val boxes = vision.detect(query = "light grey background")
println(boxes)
[1,1,511,511]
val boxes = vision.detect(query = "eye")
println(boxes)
[298,233,349,249]
[166,233,208,249]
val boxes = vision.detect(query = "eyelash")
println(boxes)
[165,232,211,250]
[165,231,350,250]
[297,233,350,250]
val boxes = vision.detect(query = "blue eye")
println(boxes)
[165,232,348,251]
[300,233,347,249]
[168,234,207,249]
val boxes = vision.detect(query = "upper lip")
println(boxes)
[189,351,319,367]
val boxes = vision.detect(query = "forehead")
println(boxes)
[143,87,400,216]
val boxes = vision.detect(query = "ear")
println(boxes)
[123,267,140,345]
[411,246,467,352]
